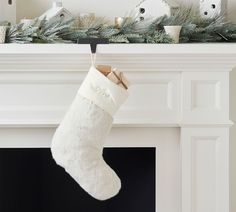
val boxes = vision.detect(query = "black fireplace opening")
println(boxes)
[0,148,155,212]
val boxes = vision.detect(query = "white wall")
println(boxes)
[16,0,236,22]
[14,1,236,212]
[230,69,236,212]
[227,0,236,21]
[16,0,139,22]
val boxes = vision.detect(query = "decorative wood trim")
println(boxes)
[0,44,233,212]
[182,72,229,123]
[0,44,235,72]
[181,127,229,212]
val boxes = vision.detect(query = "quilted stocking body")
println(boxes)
[51,66,128,200]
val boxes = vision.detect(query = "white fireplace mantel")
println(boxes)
[0,44,235,212]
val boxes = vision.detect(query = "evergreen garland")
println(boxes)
[3,5,236,44]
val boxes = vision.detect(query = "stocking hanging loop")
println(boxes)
[77,38,109,67]
[90,53,96,67]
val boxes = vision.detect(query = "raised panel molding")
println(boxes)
[191,80,221,110]
[181,127,229,212]
[182,72,229,124]
[1,70,232,127]
[116,72,180,124]
[0,71,181,126]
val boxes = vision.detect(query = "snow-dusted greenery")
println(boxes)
[4,5,236,44]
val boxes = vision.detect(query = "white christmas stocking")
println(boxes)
[51,66,128,201]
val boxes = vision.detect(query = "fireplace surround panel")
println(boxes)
[0,44,234,212]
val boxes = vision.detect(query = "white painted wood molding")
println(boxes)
[0,44,235,212]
